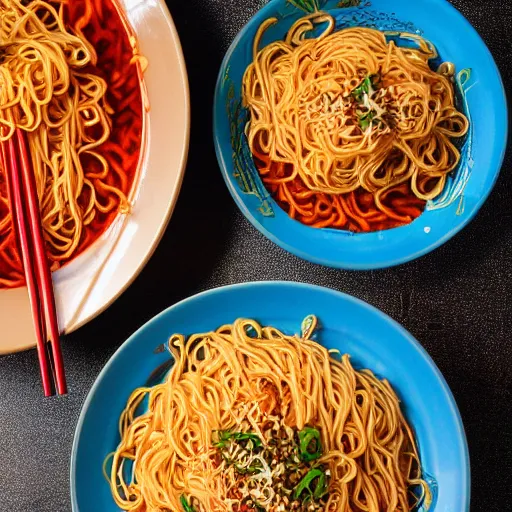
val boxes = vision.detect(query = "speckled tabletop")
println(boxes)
[0,1,510,511]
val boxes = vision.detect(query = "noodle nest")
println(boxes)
[108,317,431,512]
[0,0,129,263]
[243,13,469,219]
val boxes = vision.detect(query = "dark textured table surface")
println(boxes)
[0,1,511,511]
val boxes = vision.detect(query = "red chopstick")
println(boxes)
[1,129,67,396]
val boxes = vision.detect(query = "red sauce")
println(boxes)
[0,0,145,289]
[254,149,426,233]
[63,0,145,259]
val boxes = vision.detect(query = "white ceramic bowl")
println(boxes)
[0,0,190,354]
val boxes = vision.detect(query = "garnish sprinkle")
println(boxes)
[213,422,330,511]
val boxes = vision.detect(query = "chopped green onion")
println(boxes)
[293,468,328,500]
[234,459,263,475]
[351,76,371,102]
[351,74,380,103]
[180,495,195,512]
[213,431,262,449]
[358,111,376,131]
[298,427,322,462]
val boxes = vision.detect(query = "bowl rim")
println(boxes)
[213,0,508,270]
[0,0,191,354]
[64,0,191,335]
[70,280,471,511]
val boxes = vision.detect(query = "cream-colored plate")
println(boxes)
[0,0,190,354]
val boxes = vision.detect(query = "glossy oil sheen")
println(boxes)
[71,281,470,511]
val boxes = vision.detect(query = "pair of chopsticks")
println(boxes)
[0,128,67,396]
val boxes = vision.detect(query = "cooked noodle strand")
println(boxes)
[243,13,469,232]
[0,0,144,287]
[108,318,431,512]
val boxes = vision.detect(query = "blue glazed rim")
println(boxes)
[70,281,470,511]
[213,0,508,270]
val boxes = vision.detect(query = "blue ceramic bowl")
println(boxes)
[71,282,469,511]
[213,0,507,269]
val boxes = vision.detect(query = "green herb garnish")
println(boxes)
[352,76,372,102]
[358,110,376,131]
[213,431,262,449]
[351,74,379,103]
[298,427,322,462]
[234,459,264,475]
[293,468,328,500]
[180,495,195,512]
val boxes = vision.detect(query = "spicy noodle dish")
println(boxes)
[0,0,147,289]
[242,12,469,232]
[107,316,431,512]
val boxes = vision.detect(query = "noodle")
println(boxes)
[0,0,144,288]
[108,317,431,512]
[242,13,469,232]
